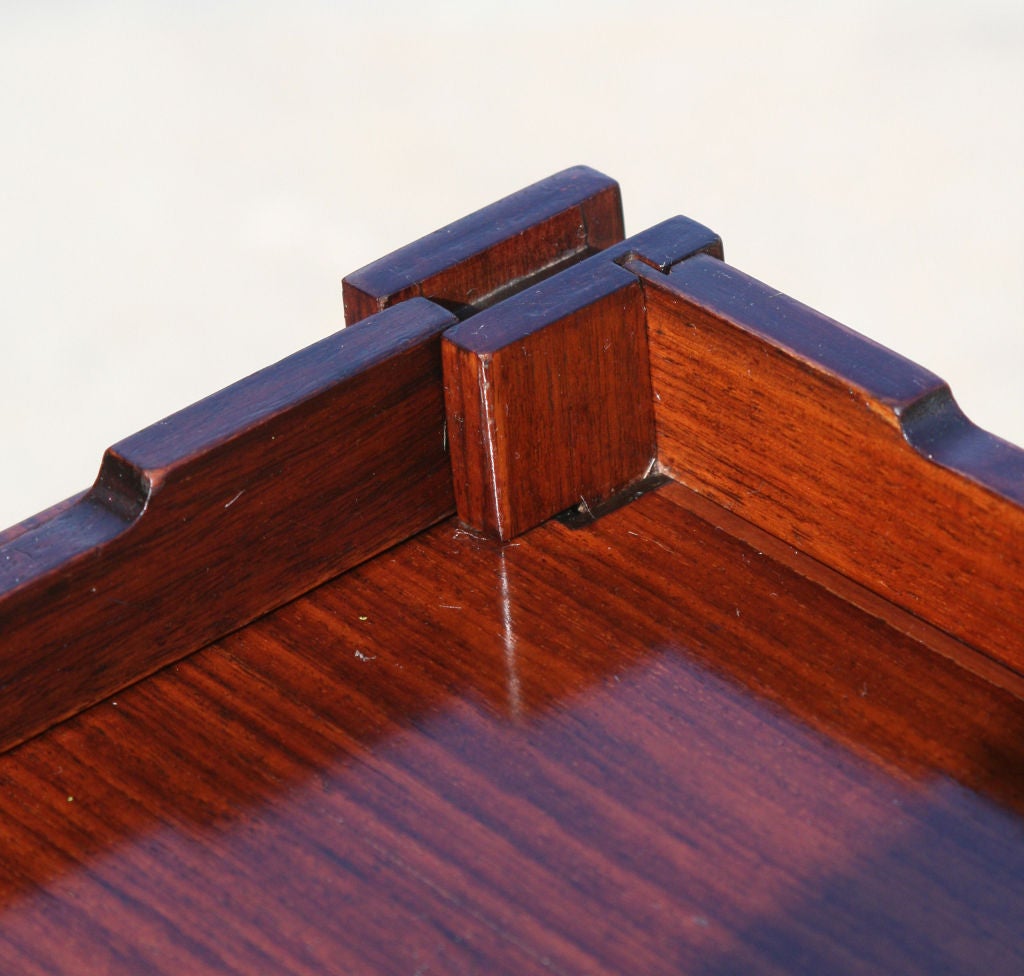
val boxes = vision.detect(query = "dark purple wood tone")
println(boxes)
[342,165,624,324]
[631,255,1024,674]
[0,298,457,753]
[442,218,722,539]
[0,483,1019,975]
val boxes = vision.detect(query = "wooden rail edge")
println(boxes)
[0,168,626,753]
[0,300,456,752]
[442,218,722,538]
[342,164,624,323]
[1,165,1021,754]
[435,217,1022,680]
[629,256,1023,674]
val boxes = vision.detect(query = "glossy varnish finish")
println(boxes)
[443,261,653,539]
[342,165,624,324]
[1,168,1022,973]
[442,217,723,539]
[0,482,1020,974]
[635,255,1024,673]
[0,165,628,753]
[0,299,456,752]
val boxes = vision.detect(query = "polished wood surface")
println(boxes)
[0,167,625,752]
[0,481,1020,974]
[442,217,722,539]
[634,255,1024,673]
[0,299,456,752]
[443,260,652,539]
[342,165,624,324]
[1,168,1022,972]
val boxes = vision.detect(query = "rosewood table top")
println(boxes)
[0,167,1020,974]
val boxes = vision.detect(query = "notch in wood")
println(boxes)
[342,165,624,324]
[441,218,723,541]
[0,299,458,753]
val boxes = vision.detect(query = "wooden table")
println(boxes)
[1,167,1021,974]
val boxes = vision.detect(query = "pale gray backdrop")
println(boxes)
[1,0,1021,528]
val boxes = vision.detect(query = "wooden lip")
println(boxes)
[640,252,1024,511]
[0,299,458,752]
[658,254,1024,504]
[342,164,625,324]
[1,299,456,598]
[0,166,628,753]
[899,385,1024,506]
[439,216,723,540]
[441,215,723,355]
[634,253,1023,673]
[1,166,1022,756]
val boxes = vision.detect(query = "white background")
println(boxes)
[1,0,1021,529]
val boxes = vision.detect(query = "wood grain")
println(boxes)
[0,482,1019,975]
[0,182,717,748]
[2,168,1022,976]
[0,298,457,753]
[442,217,723,539]
[633,254,1024,673]
[0,168,629,752]
[443,262,652,539]
[342,165,624,324]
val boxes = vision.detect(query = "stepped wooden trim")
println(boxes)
[1,166,1023,975]
[630,255,1023,673]
[0,299,457,752]
[342,165,624,324]
[443,262,651,540]
[440,217,721,539]
[1,166,1021,761]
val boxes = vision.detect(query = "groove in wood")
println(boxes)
[0,299,457,752]
[441,217,723,540]
[342,165,624,324]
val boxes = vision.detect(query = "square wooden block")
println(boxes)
[443,261,655,540]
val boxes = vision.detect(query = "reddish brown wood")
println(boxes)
[443,262,651,539]
[633,254,1024,673]
[0,298,457,752]
[342,165,624,324]
[0,483,1020,975]
[672,481,1024,700]
[1,172,631,753]
[2,169,1023,974]
[442,218,723,539]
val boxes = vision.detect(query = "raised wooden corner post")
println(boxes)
[0,167,626,755]
[442,264,652,541]
[1,164,1021,762]
[440,219,723,540]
